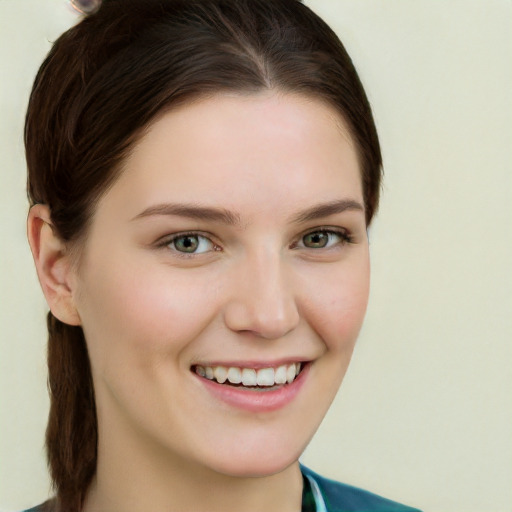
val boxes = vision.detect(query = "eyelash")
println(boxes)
[156,227,353,257]
[293,227,353,250]
[156,231,220,257]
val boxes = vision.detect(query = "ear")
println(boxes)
[27,204,81,326]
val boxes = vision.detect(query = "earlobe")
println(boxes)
[27,204,81,326]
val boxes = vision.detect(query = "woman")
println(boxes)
[24,0,421,511]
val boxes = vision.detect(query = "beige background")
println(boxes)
[1,1,511,511]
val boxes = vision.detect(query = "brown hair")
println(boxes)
[25,0,382,510]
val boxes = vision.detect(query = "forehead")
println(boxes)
[96,92,363,223]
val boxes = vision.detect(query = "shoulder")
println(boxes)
[300,465,423,512]
[19,499,55,512]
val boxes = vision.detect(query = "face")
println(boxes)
[72,92,370,478]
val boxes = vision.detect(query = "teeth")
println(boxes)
[286,364,296,383]
[256,368,274,386]
[242,368,257,386]
[274,365,287,384]
[227,367,242,384]
[195,362,303,387]
[213,366,228,384]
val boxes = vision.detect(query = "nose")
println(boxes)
[223,252,300,340]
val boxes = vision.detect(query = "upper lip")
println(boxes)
[191,358,311,369]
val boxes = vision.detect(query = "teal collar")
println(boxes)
[302,468,327,512]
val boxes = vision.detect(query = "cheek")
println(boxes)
[300,256,370,352]
[75,256,219,372]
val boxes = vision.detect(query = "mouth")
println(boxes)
[191,361,310,412]
[191,362,305,391]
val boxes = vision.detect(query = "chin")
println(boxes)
[201,437,305,479]
[214,455,299,479]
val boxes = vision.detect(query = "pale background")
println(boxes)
[1,1,511,511]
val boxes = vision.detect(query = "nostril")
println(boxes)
[223,301,300,340]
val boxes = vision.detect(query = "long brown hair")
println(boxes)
[25,1,382,510]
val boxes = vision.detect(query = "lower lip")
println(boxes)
[194,364,310,412]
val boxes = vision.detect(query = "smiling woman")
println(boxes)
[61,93,370,484]
[21,1,422,512]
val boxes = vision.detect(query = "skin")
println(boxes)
[28,92,370,512]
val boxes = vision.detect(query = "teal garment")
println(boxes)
[22,465,422,512]
[301,465,422,512]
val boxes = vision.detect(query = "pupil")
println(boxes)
[177,236,198,252]
[305,232,327,248]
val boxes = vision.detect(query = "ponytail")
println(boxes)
[45,313,97,512]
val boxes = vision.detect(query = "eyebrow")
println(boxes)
[289,199,364,223]
[132,203,242,226]
[132,199,364,225]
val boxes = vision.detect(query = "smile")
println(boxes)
[192,361,309,412]
[193,363,302,388]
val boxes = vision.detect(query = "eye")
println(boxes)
[167,233,215,254]
[298,229,350,249]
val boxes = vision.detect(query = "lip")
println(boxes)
[192,361,310,413]
[192,358,306,369]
